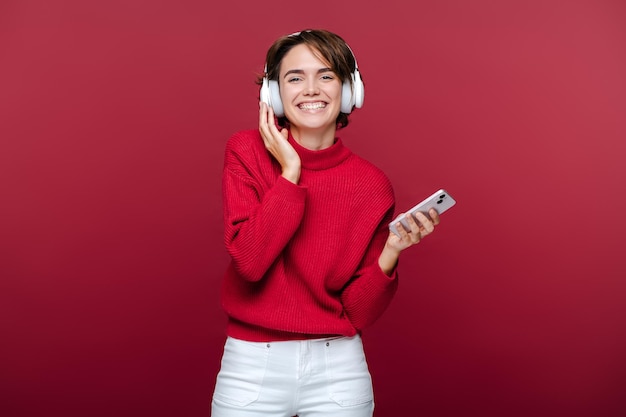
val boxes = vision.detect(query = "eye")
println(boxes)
[287,76,303,83]
[320,73,335,81]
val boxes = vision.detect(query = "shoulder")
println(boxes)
[225,129,264,154]
[223,129,276,178]
[224,129,268,166]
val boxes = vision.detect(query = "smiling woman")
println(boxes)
[3,2,624,416]
[210,29,444,417]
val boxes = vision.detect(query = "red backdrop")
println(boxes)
[1,1,625,416]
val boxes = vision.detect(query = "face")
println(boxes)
[278,44,343,137]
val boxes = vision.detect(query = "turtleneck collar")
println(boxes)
[288,133,352,171]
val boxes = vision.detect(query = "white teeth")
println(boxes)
[299,102,326,110]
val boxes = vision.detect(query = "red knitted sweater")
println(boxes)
[220,129,399,342]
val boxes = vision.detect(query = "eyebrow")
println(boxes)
[283,67,333,78]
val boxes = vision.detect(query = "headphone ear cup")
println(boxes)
[352,70,364,109]
[259,78,284,117]
[268,80,283,117]
[340,70,365,114]
[260,77,271,106]
[341,80,353,114]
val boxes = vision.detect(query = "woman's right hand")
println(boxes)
[259,102,301,184]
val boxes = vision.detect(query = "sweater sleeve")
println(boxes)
[222,133,307,282]
[340,205,399,331]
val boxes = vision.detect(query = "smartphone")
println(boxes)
[389,189,456,237]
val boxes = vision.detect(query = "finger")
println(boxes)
[267,114,284,139]
[259,101,268,125]
[259,103,281,151]
[266,102,276,121]
[392,222,404,237]
[404,214,422,243]
[260,104,282,143]
[414,212,435,235]
[259,103,270,141]
[393,221,412,243]
[429,208,441,226]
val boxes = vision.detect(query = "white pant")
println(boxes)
[211,335,374,417]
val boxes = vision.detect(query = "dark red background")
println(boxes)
[1,1,625,416]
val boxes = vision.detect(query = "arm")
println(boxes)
[341,208,441,330]
[222,137,306,282]
[223,104,307,281]
[339,207,399,330]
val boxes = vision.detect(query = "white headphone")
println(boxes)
[259,32,365,118]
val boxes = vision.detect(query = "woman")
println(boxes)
[211,29,440,417]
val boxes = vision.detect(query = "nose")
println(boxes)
[304,79,319,95]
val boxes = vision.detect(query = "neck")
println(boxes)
[290,125,337,150]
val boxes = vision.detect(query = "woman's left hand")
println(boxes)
[387,208,440,251]
[378,208,440,275]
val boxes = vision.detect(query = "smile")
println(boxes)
[298,102,326,110]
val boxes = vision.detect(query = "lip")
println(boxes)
[297,101,327,110]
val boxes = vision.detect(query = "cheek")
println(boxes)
[279,86,291,102]
[322,83,342,106]
[331,81,343,98]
